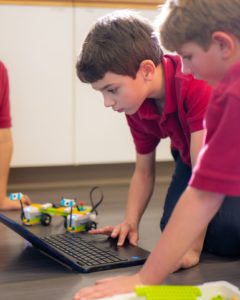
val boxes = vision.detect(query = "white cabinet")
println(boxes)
[0,5,74,167]
[0,4,171,167]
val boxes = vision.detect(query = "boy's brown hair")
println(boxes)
[159,0,240,51]
[76,10,163,83]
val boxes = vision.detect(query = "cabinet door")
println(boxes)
[74,7,171,164]
[0,5,74,167]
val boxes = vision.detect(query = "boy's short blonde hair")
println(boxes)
[159,0,240,51]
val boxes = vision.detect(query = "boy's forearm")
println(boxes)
[139,187,224,284]
[0,129,13,200]
[125,170,155,226]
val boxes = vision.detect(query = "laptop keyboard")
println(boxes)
[41,233,128,266]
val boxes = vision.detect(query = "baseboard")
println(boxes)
[8,161,174,191]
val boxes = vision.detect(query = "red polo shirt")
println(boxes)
[0,61,11,128]
[126,54,211,166]
[189,61,240,196]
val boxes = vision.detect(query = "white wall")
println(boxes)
[0,5,74,166]
[0,4,172,167]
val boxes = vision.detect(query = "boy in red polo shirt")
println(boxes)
[77,10,211,270]
[0,61,31,210]
[74,6,240,299]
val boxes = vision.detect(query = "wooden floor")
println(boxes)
[1,170,240,299]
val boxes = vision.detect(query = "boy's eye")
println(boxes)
[182,55,192,60]
[108,88,118,94]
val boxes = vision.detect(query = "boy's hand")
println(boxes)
[89,221,139,246]
[73,273,142,300]
[0,194,31,211]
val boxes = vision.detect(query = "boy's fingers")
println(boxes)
[110,225,122,238]
[89,226,114,235]
[117,227,129,246]
[129,235,138,246]
[22,195,32,205]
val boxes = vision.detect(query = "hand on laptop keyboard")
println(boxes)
[89,221,138,247]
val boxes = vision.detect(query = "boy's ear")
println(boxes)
[139,60,155,81]
[211,31,235,59]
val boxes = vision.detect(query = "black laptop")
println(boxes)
[0,213,149,273]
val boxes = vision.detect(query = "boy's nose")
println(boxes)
[181,62,192,75]
[104,96,115,108]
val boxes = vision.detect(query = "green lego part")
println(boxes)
[210,296,224,300]
[135,285,202,300]
[39,207,69,217]
[22,216,41,225]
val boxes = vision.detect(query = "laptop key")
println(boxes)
[41,233,128,266]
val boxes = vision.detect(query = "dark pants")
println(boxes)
[160,151,240,257]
